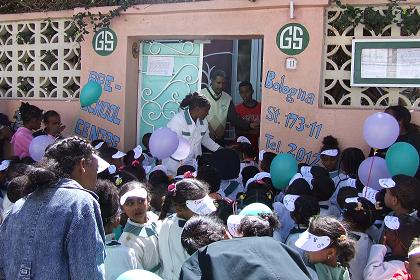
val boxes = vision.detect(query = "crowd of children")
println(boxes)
[0,101,420,280]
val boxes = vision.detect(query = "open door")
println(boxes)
[137,40,203,144]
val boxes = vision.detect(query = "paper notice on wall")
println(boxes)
[146,56,174,76]
[361,49,389,78]
[396,48,420,79]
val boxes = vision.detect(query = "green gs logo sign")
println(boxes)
[92,28,117,56]
[276,23,310,56]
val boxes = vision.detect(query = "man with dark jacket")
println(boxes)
[180,236,312,280]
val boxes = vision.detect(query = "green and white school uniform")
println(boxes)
[158,214,190,280]
[164,109,220,175]
[307,263,350,280]
[104,233,137,280]
[118,213,161,274]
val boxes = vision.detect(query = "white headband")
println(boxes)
[150,165,168,175]
[258,150,266,162]
[345,197,359,204]
[300,166,313,178]
[384,215,400,230]
[289,173,303,185]
[321,149,339,157]
[295,230,331,252]
[379,178,396,189]
[185,195,216,215]
[94,141,104,150]
[108,164,117,174]
[237,136,251,145]
[133,145,143,160]
[120,188,148,205]
[112,151,126,159]
[0,160,11,172]
[245,172,271,188]
[283,194,300,212]
[93,155,110,174]
[358,187,379,205]
[408,247,420,257]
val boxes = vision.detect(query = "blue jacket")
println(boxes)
[0,178,106,280]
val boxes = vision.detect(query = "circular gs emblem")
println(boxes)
[276,23,309,56]
[92,28,117,56]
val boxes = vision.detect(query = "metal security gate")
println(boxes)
[137,40,203,144]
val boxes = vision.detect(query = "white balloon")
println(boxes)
[170,136,191,161]
[29,135,55,161]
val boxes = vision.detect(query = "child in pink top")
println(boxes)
[10,102,42,159]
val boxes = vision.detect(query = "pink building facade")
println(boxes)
[1,0,419,161]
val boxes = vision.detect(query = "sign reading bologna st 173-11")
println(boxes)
[276,23,309,56]
[92,28,117,56]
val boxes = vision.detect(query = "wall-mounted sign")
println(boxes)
[276,23,309,56]
[351,39,420,87]
[92,28,117,56]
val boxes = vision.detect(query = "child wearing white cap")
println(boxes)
[406,237,420,280]
[158,178,216,280]
[363,214,420,280]
[319,135,340,179]
[95,179,137,280]
[295,216,355,280]
[381,175,420,217]
[283,194,320,259]
[226,203,279,238]
[340,196,376,280]
[118,181,160,274]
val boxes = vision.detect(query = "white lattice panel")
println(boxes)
[322,6,420,109]
[0,19,80,100]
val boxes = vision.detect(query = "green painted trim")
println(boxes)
[184,109,192,125]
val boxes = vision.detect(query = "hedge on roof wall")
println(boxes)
[0,0,204,14]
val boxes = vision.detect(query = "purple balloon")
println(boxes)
[358,156,391,190]
[149,128,179,160]
[29,135,55,162]
[363,112,399,149]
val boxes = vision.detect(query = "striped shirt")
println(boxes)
[11,127,33,159]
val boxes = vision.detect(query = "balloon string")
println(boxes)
[364,149,377,197]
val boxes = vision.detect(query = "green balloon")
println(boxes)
[386,142,419,176]
[80,81,102,107]
[270,153,298,191]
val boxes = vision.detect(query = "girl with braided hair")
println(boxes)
[158,178,215,280]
